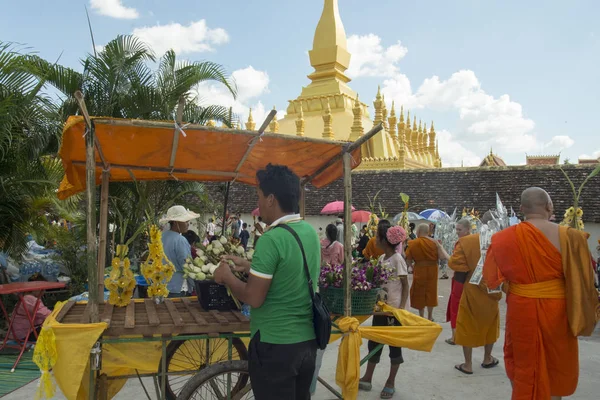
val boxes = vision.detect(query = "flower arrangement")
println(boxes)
[104,244,136,307]
[319,259,393,291]
[141,225,175,301]
[184,236,252,281]
[397,193,410,231]
[561,206,584,230]
[559,164,600,231]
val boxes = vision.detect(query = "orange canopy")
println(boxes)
[58,116,362,200]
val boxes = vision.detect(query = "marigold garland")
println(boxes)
[104,244,135,307]
[560,206,585,230]
[141,225,175,300]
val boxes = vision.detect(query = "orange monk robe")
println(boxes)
[406,238,439,309]
[449,234,501,347]
[483,222,599,400]
[363,237,384,260]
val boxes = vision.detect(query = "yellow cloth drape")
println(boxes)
[335,303,443,400]
[33,301,164,400]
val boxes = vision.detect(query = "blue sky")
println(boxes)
[2,0,599,166]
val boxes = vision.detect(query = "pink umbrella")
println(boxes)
[251,207,260,217]
[320,201,355,215]
[352,210,371,223]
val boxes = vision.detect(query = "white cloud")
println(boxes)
[544,135,574,151]
[133,20,229,56]
[436,129,481,167]
[348,32,537,164]
[579,150,600,160]
[94,45,105,54]
[90,0,139,19]
[195,66,273,127]
[346,34,407,78]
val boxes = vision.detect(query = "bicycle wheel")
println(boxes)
[176,360,252,400]
[159,337,248,400]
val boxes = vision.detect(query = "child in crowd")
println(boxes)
[240,223,250,250]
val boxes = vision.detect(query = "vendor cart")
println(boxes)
[45,90,396,400]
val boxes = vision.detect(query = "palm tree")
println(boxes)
[26,35,238,125]
[0,42,62,256]
[24,35,238,259]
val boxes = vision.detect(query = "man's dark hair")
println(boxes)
[325,224,338,245]
[258,216,262,222]
[242,223,248,229]
[182,230,200,246]
[256,164,300,214]
[409,222,415,230]
[377,219,393,248]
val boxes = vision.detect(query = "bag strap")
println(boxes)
[275,224,316,301]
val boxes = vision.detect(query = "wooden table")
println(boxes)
[55,297,250,336]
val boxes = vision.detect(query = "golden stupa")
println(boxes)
[245,0,441,170]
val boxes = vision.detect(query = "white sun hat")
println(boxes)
[160,205,200,224]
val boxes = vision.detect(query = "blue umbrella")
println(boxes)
[419,209,450,222]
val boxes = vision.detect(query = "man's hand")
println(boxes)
[221,255,251,273]
[213,260,234,284]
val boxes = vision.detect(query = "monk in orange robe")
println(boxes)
[406,223,440,320]
[446,227,502,375]
[445,219,471,345]
[363,236,384,260]
[483,187,599,400]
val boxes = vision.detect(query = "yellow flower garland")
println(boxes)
[561,206,584,230]
[141,225,175,300]
[104,244,135,307]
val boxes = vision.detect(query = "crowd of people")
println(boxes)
[156,165,598,400]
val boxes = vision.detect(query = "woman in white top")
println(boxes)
[359,220,409,399]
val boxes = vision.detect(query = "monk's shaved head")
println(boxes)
[521,187,553,215]
[416,223,430,237]
[455,219,471,238]
[456,219,471,230]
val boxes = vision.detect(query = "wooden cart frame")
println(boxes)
[63,91,383,399]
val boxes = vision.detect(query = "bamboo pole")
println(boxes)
[299,183,306,218]
[70,161,252,179]
[301,123,383,185]
[222,182,231,236]
[88,117,350,146]
[85,123,99,322]
[342,152,353,316]
[97,170,109,303]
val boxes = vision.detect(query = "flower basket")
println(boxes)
[319,286,379,315]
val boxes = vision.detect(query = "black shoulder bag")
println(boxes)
[276,224,331,350]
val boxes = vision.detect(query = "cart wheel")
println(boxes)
[176,360,251,400]
[159,338,248,400]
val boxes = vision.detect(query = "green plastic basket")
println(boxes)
[319,286,379,315]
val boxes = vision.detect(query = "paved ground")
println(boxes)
[8,276,600,399]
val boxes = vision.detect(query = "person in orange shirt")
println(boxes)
[441,220,502,375]
[483,187,599,400]
[444,219,470,345]
[362,235,385,260]
[406,223,441,320]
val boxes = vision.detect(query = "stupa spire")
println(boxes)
[308,0,351,85]
[269,107,279,133]
[246,108,256,131]
[388,101,397,138]
[350,94,364,141]
[322,100,334,139]
[295,103,305,136]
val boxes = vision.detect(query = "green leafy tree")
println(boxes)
[0,42,62,256]
[24,35,236,261]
